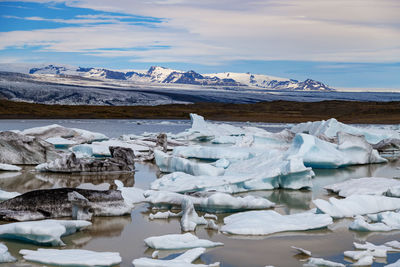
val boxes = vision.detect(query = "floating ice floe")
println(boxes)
[20,248,121,266]
[0,189,20,201]
[155,150,224,176]
[0,131,60,165]
[21,124,108,144]
[181,198,207,231]
[115,180,145,205]
[220,210,332,235]
[144,233,223,250]
[0,243,16,263]
[0,163,21,171]
[36,146,135,173]
[291,118,400,144]
[324,177,400,197]
[144,190,275,213]
[149,211,181,220]
[344,249,386,261]
[303,257,345,267]
[286,133,386,169]
[291,246,312,256]
[353,242,400,252]
[352,255,374,266]
[385,241,400,249]
[152,151,313,193]
[0,219,91,246]
[132,247,219,267]
[313,195,400,218]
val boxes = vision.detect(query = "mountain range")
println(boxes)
[24,64,332,91]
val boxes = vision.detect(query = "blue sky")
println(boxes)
[0,0,399,89]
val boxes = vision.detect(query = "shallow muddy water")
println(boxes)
[0,120,400,266]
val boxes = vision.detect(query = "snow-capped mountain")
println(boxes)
[3,63,333,91]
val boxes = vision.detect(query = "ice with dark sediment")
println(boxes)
[20,248,121,266]
[0,219,91,246]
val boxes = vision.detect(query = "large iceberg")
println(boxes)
[324,177,400,197]
[151,151,313,193]
[0,219,91,246]
[132,247,219,267]
[314,195,400,218]
[155,150,224,176]
[291,118,400,144]
[144,233,223,250]
[220,210,332,235]
[286,133,386,168]
[144,190,275,212]
[0,131,60,165]
[21,124,108,144]
[20,248,121,266]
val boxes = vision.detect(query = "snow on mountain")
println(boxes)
[0,63,333,91]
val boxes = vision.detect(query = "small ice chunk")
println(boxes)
[204,214,218,220]
[115,180,145,205]
[291,246,312,256]
[0,219,91,246]
[132,247,219,267]
[303,257,345,267]
[151,250,159,259]
[149,211,181,220]
[144,233,223,250]
[20,248,121,266]
[214,158,230,169]
[221,210,332,235]
[181,198,207,232]
[0,243,16,263]
[344,249,386,260]
[313,195,400,218]
[353,242,399,252]
[0,189,20,201]
[206,220,219,231]
[349,216,392,232]
[352,255,374,266]
[0,163,21,172]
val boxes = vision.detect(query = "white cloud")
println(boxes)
[0,0,399,64]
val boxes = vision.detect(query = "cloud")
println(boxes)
[0,0,399,64]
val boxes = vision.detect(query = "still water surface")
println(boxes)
[0,120,400,266]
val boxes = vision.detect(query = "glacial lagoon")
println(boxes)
[0,119,400,266]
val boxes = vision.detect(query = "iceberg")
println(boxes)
[0,163,21,171]
[173,146,253,161]
[144,233,223,250]
[181,198,207,231]
[115,180,145,205]
[36,146,135,173]
[324,177,400,197]
[21,124,108,144]
[303,257,345,267]
[0,243,16,263]
[154,150,224,176]
[349,215,392,232]
[291,118,400,144]
[20,248,121,266]
[221,210,332,235]
[0,131,60,165]
[313,195,400,218]
[0,219,91,246]
[286,133,386,169]
[151,151,313,193]
[144,190,275,213]
[132,247,219,267]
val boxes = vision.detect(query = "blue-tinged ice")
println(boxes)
[0,243,16,263]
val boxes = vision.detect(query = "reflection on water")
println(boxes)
[0,160,399,265]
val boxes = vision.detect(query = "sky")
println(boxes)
[0,0,399,89]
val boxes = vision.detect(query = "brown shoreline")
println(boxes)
[0,99,400,124]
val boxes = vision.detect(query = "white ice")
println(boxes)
[173,145,253,161]
[144,190,275,212]
[0,243,16,263]
[155,150,225,176]
[132,247,219,267]
[221,210,332,235]
[45,137,76,147]
[181,198,207,231]
[385,241,400,249]
[353,242,399,252]
[303,257,345,267]
[291,118,400,144]
[20,248,121,266]
[352,255,374,266]
[313,195,400,218]
[0,219,91,246]
[115,180,145,205]
[291,246,312,256]
[0,189,20,201]
[325,177,400,197]
[344,249,386,260]
[349,215,392,232]
[144,233,223,250]
[286,133,386,169]
[0,163,21,171]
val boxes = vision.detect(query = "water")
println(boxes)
[1,120,400,266]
